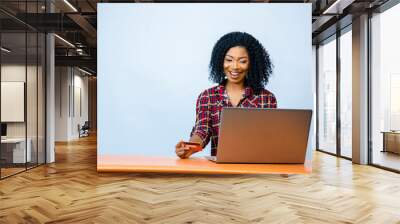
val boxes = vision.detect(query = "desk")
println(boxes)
[1,138,31,163]
[97,155,312,174]
[382,131,400,154]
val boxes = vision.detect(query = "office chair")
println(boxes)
[79,121,90,138]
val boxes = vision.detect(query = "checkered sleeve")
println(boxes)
[260,90,278,108]
[190,90,211,147]
[269,93,277,108]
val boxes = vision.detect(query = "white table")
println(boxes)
[1,138,32,163]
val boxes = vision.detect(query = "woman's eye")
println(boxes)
[225,58,232,62]
[240,61,247,64]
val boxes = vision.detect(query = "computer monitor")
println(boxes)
[1,123,7,137]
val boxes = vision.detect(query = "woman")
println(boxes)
[175,31,277,159]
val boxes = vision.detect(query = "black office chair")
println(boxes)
[79,121,90,138]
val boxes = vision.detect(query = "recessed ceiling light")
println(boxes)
[323,0,354,15]
[78,67,93,76]
[63,0,78,12]
[54,34,75,48]
[1,47,11,53]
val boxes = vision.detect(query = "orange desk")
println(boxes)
[98,155,312,174]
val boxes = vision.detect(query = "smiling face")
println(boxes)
[223,46,250,86]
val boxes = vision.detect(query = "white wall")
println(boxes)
[55,67,68,141]
[1,64,46,163]
[55,67,89,141]
[1,65,26,140]
[1,65,25,124]
[1,65,38,138]
[72,72,89,138]
[98,3,313,157]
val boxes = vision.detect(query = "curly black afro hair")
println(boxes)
[209,31,273,95]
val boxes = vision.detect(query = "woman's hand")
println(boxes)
[175,140,202,159]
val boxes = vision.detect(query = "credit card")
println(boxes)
[182,141,202,152]
[183,141,201,146]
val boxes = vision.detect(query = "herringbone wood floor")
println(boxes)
[1,135,400,224]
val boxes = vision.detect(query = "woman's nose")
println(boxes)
[232,61,239,69]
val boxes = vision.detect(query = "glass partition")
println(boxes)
[339,28,352,158]
[27,31,38,169]
[26,0,44,169]
[0,1,46,179]
[371,3,400,171]
[38,32,45,165]
[1,31,28,177]
[317,36,337,155]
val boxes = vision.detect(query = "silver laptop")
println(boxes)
[206,108,312,164]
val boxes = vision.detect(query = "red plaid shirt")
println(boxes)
[191,85,277,156]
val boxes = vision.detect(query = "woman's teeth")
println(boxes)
[230,72,240,78]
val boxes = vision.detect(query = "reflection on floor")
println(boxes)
[0,162,41,179]
[373,150,400,171]
[0,167,25,177]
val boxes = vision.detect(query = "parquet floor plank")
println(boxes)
[1,135,400,223]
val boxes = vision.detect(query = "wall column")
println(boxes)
[352,14,369,164]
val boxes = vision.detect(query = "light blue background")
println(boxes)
[98,3,313,157]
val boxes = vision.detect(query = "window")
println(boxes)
[339,29,352,158]
[318,36,337,154]
[371,2,400,171]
